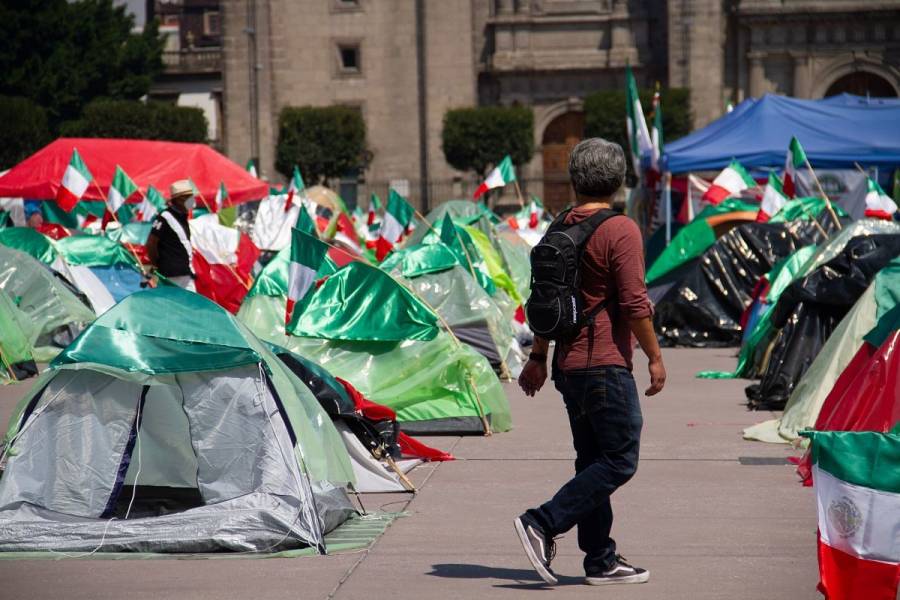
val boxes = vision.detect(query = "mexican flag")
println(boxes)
[783,137,807,198]
[702,160,756,204]
[214,182,228,212]
[756,172,788,222]
[805,428,900,600]
[137,185,166,222]
[102,165,138,229]
[376,189,414,261]
[285,165,305,212]
[625,65,652,174]
[650,88,664,172]
[246,159,258,178]
[56,149,93,212]
[285,227,329,332]
[473,155,516,200]
[865,176,899,220]
[368,193,382,226]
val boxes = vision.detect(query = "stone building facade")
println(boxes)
[221,0,900,210]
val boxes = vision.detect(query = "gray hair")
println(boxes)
[568,138,626,198]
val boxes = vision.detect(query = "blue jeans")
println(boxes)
[529,366,643,573]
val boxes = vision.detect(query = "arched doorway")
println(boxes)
[825,71,897,97]
[542,111,584,214]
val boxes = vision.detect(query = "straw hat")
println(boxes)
[169,179,194,200]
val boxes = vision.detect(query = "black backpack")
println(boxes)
[525,208,619,342]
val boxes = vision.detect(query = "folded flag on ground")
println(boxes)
[803,428,900,600]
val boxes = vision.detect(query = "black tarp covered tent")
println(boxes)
[745,234,900,410]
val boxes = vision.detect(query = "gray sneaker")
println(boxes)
[513,513,558,585]
[585,554,649,586]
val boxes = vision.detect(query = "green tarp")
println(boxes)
[0,227,56,264]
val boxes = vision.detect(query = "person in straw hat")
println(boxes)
[145,180,196,291]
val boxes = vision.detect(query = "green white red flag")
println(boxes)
[246,159,258,178]
[865,176,899,220]
[625,65,652,174]
[368,192,382,227]
[137,185,167,222]
[783,137,807,198]
[702,160,756,204]
[285,227,329,331]
[214,182,228,212]
[102,165,138,228]
[805,428,900,600]
[756,172,788,222]
[285,165,305,212]
[473,155,516,199]
[376,189,414,260]
[56,148,93,212]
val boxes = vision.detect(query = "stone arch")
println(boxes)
[537,100,586,213]
[811,56,900,98]
[534,97,584,149]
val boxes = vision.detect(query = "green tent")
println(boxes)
[0,290,38,383]
[382,242,523,374]
[0,287,354,553]
[0,227,57,264]
[238,255,511,435]
[744,257,900,444]
[0,245,95,362]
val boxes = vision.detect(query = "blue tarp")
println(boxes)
[656,94,900,174]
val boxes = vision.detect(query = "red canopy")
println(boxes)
[0,138,267,206]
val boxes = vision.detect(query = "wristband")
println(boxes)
[528,352,547,363]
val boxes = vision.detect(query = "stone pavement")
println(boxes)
[0,347,819,599]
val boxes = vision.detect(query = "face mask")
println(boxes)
[185,196,196,210]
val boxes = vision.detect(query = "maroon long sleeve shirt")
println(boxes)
[553,206,653,372]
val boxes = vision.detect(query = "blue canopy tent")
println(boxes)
[653,94,900,174]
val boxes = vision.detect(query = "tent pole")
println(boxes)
[803,157,842,230]
[384,455,417,492]
[664,172,672,243]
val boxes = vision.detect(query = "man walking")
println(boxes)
[515,138,666,586]
[146,180,196,291]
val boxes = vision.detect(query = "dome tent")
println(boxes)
[0,244,95,363]
[0,287,355,553]
[238,257,511,435]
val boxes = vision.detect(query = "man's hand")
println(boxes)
[518,359,547,397]
[645,357,666,396]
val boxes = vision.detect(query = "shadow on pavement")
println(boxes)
[428,564,584,588]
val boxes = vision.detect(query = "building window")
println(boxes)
[333,0,362,12]
[203,11,221,37]
[338,44,361,73]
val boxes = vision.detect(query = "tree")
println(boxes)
[60,99,208,143]
[276,106,368,183]
[442,106,534,176]
[584,88,691,181]
[0,96,52,169]
[0,0,163,128]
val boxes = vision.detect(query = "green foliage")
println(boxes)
[442,106,534,176]
[0,95,52,169]
[276,106,368,183]
[0,0,163,128]
[60,99,208,143]
[584,88,691,180]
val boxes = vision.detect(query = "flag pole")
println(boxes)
[192,188,252,292]
[664,172,672,244]
[803,157,842,230]
[88,180,149,272]
[777,174,830,240]
[513,180,525,207]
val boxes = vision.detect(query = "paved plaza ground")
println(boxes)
[0,347,819,599]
